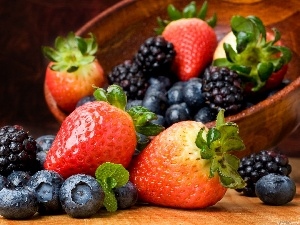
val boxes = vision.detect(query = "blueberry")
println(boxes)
[36,135,56,170]
[142,86,168,114]
[182,80,205,109]
[126,99,143,110]
[165,102,191,126]
[194,107,216,123]
[0,187,38,219]
[7,170,31,188]
[148,76,172,89]
[27,170,64,215]
[114,181,138,209]
[59,174,104,218]
[76,95,95,108]
[255,174,296,206]
[167,85,184,105]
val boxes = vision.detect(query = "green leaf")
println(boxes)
[247,15,266,41]
[106,85,127,110]
[206,128,221,148]
[223,43,237,62]
[182,1,197,18]
[257,62,274,82]
[194,110,246,189]
[206,13,217,28]
[127,106,164,136]
[197,0,207,20]
[76,36,88,54]
[215,109,225,129]
[230,64,251,76]
[93,87,108,102]
[212,58,233,67]
[95,162,129,212]
[167,4,182,20]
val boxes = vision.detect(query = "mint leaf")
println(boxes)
[95,162,129,212]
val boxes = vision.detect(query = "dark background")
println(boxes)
[0,0,299,156]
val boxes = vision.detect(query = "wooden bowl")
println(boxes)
[45,0,300,157]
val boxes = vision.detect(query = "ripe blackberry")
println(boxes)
[0,125,38,176]
[236,150,292,197]
[201,66,244,116]
[107,60,148,100]
[134,36,175,76]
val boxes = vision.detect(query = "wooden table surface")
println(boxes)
[0,0,299,224]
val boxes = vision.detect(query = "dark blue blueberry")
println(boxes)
[142,85,168,114]
[76,95,95,108]
[165,102,191,126]
[148,76,172,89]
[7,171,31,188]
[59,174,104,218]
[126,100,143,110]
[114,181,138,209]
[167,85,184,105]
[255,174,296,206]
[36,135,56,170]
[0,187,38,219]
[194,107,216,124]
[135,133,150,155]
[27,170,64,215]
[182,80,205,109]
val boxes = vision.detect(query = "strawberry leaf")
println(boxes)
[42,31,98,72]
[195,109,246,189]
[155,0,217,34]
[127,106,164,137]
[213,15,292,92]
[95,162,129,212]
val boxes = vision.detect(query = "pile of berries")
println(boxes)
[236,150,294,201]
[0,130,138,220]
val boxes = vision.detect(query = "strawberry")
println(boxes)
[156,1,217,81]
[44,85,164,179]
[213,16,292,92]
[129,110,245,209]
[43,32,106,114]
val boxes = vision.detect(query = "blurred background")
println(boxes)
[0,0,299,157]
[0,0,119,137]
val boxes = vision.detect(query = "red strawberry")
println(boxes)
[213,16,292,92]
[129,110,245,209]
[43,32,106,114]
[44,85,164,179]
[156,1,217,81]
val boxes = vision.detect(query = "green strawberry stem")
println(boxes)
[155,1,217,34]
[42,32,98,72]
[95,162,129,212]
[93,85,164,145]
[213,15,292,91]
[195,109,246,189]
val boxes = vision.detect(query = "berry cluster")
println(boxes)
[0,170,138,219]
[236,150,292,197]
[0,131,138,220]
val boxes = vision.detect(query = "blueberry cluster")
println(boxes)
[0,170,138,219]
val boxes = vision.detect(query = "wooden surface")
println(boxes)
[0,157,299,225]
[0,0,300,224]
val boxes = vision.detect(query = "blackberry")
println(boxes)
[108,60,148,100]
[134,36,175,76]
[201,66,244,116]
[0,125,38,176]
[236,150,292,197]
